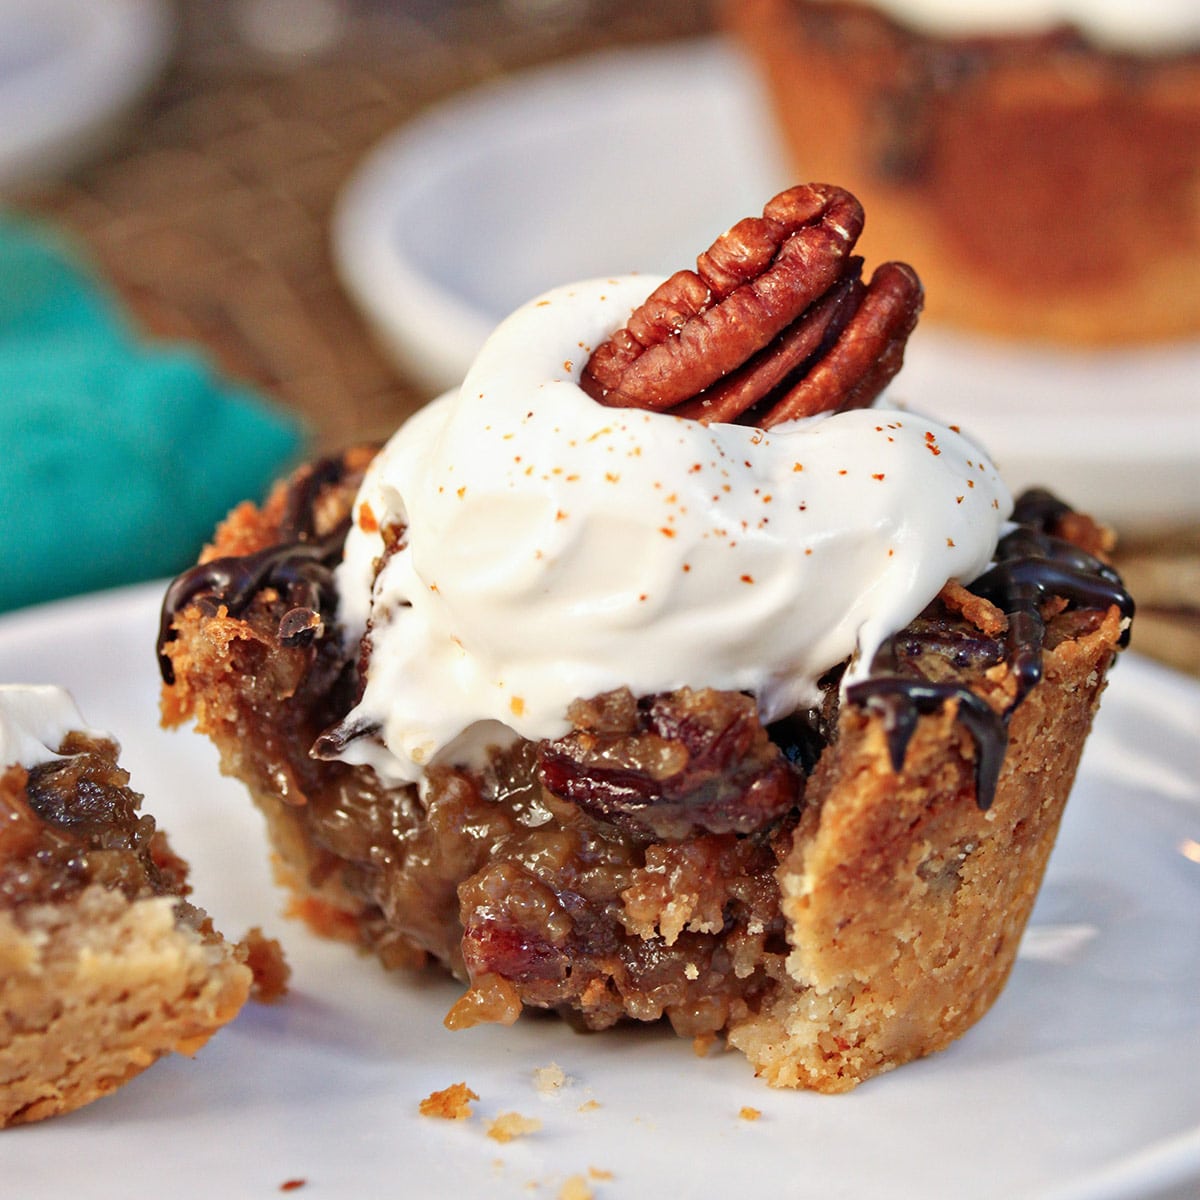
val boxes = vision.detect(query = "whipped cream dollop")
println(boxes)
[0,684,109,771]
[838,0,1200,50]
[335,276,1011,785]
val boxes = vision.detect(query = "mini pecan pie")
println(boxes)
[0,686,281,1127]
[159,187,1132,1091]
[724,0,1200,345]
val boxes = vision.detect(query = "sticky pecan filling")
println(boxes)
[1,734,188,911]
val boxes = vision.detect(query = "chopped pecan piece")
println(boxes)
[536,687,801,840]
[580,184,922,426]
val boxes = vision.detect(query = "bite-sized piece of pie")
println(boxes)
[159,185,1132,1091]
[0,686,276,1127]
[723,0,1200,345]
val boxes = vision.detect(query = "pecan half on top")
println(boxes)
[580,183,923,428]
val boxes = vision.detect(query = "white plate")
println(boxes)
[332,37,1200,535]
[2,582,1199,1199]
[0,0,172,190]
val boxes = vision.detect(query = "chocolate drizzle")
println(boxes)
[159,457,1131,826]
[156,455,356,684]
[850,678,1008,809]
[847,488,1133,809]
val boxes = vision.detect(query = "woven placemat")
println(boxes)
[1114,527,1200,677]
[14,0,713,453]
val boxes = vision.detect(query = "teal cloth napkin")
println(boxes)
[0,215,306,613]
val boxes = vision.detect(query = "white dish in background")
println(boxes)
[2,582,1199,1199]
[333,39,790,398]
[333,37,1200,535]
[0,0,173,190]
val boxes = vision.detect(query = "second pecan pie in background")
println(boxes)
[723,0,1200,346]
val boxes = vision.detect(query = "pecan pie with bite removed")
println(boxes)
[158,185,1132,1091]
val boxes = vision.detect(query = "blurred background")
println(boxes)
[1,0,1196,672]
[7,0,712,452]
